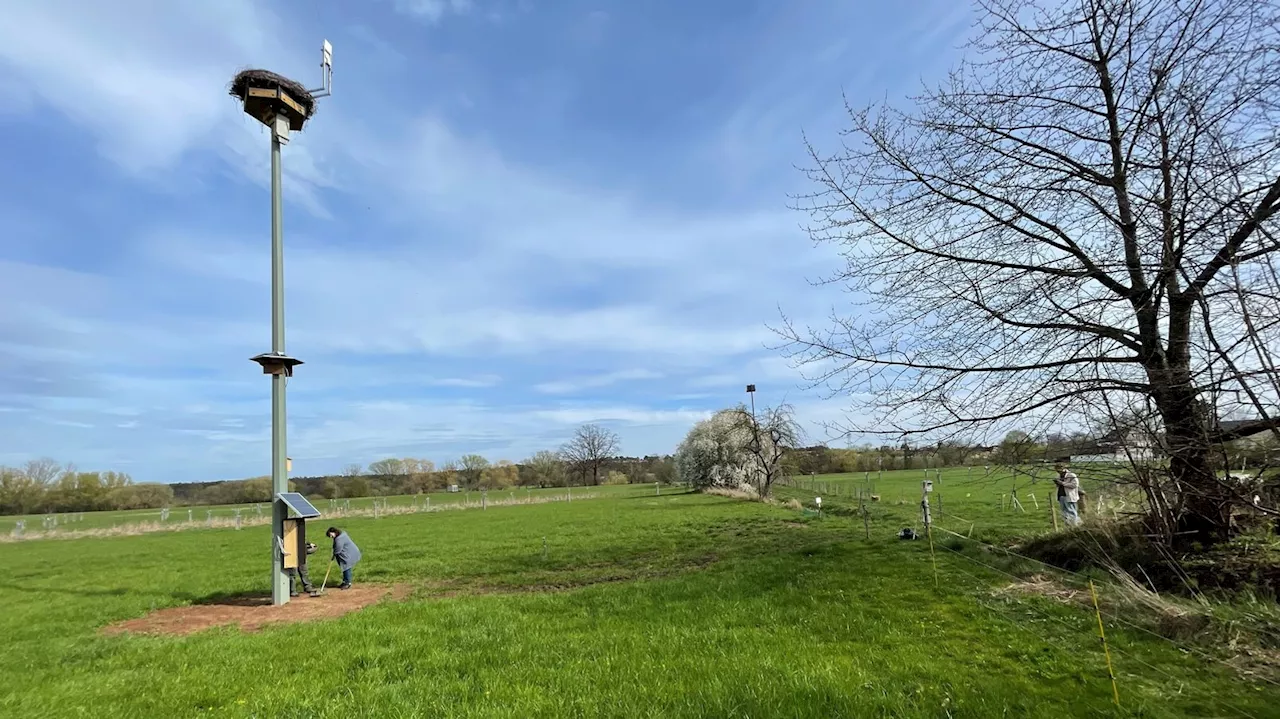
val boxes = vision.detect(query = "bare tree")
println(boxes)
[561,424,620,486]
[730,403,802,498]
[341,463,364,478]
[458,454,490,489]
[23,458,62,487]
[780,0,1280,543]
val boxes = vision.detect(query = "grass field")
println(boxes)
[1,484,646,535]
[3,472,1274,718]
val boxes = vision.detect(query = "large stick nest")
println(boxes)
[228,69,316,117]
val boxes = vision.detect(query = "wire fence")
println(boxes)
[774,472,1277,716]
[0,485,661,542]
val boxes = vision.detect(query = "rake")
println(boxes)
[309,559,335,597]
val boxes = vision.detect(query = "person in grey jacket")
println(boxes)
[326,526,362,590]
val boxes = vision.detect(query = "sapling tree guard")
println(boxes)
[781,0,1280,543]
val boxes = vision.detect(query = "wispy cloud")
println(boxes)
[534,369,662,395]
[385,0,473,23]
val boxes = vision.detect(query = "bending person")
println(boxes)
[326,526,362,590]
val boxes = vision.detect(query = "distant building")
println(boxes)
[1218,419,1276,447]
[1069,428,1158,463]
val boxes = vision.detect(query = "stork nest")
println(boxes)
[228,69,316,117]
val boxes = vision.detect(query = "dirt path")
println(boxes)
[102,584,412,636]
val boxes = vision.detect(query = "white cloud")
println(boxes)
[430,375,502,388]
[0,0,877,481]
[530,406,713,427]
[386,0,473,23]
[534,369,663,395]
[0,0,271,172]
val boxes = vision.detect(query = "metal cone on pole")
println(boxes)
[231,41,332,606]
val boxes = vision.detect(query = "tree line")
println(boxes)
[0,424,676,516]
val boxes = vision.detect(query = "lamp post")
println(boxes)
[230,41,333,606]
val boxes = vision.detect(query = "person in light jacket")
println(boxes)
[326,526,362,590]
[1054,464,1081,527]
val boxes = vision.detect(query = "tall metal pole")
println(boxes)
[269,127,290,606]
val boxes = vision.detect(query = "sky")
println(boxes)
[0,0,973,483]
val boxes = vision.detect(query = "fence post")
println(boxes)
[207,510,213,527]
[1090,580,1121,707]
[483,491,487,511]
[1050,496,1059,531]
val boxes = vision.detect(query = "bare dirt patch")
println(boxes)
[102,584,412,637]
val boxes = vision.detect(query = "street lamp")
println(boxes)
[229,40,333,607]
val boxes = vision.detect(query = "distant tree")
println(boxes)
[341,463,364,478]
[458,454,490,489]
[23,458,62,488]
[367,458,408,476]
[524,450,566,487]
[345,475,371,499]
[106,483,173,510]
[676,410,753,490]
[649,455,677,485]
[322,479,342,499]
[561,424,621,486]
[993,431,1037,466]
[0,466,48,514]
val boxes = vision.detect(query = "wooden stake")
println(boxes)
[1050,496,1059,531]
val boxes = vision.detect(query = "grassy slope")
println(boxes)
[1,480,1272,718]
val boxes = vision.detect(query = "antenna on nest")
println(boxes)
[309,39,333,98]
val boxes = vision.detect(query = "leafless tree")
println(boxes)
[458,454,490,489]
[23,458,62,487]
[780,0,1280,543]
[730,403,802,498]
[341,463,364,478]
[561,424,620,486]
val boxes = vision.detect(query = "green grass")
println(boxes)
[1,483,648,534]
[785,465,1140,544]
[2,478,1273,718]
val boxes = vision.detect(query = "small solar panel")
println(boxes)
[277,492,322,519]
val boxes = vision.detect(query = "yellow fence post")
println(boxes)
[1089,580,1121,707]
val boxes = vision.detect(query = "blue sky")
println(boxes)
[0,0,973,483]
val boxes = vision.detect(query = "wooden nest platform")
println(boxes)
[229,69,316,131]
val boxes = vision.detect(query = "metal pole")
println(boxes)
[269,129,290,607]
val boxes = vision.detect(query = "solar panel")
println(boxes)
[276,492,322,519]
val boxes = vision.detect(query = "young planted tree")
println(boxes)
[561,424,620,486]
[781,0,1280,543]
